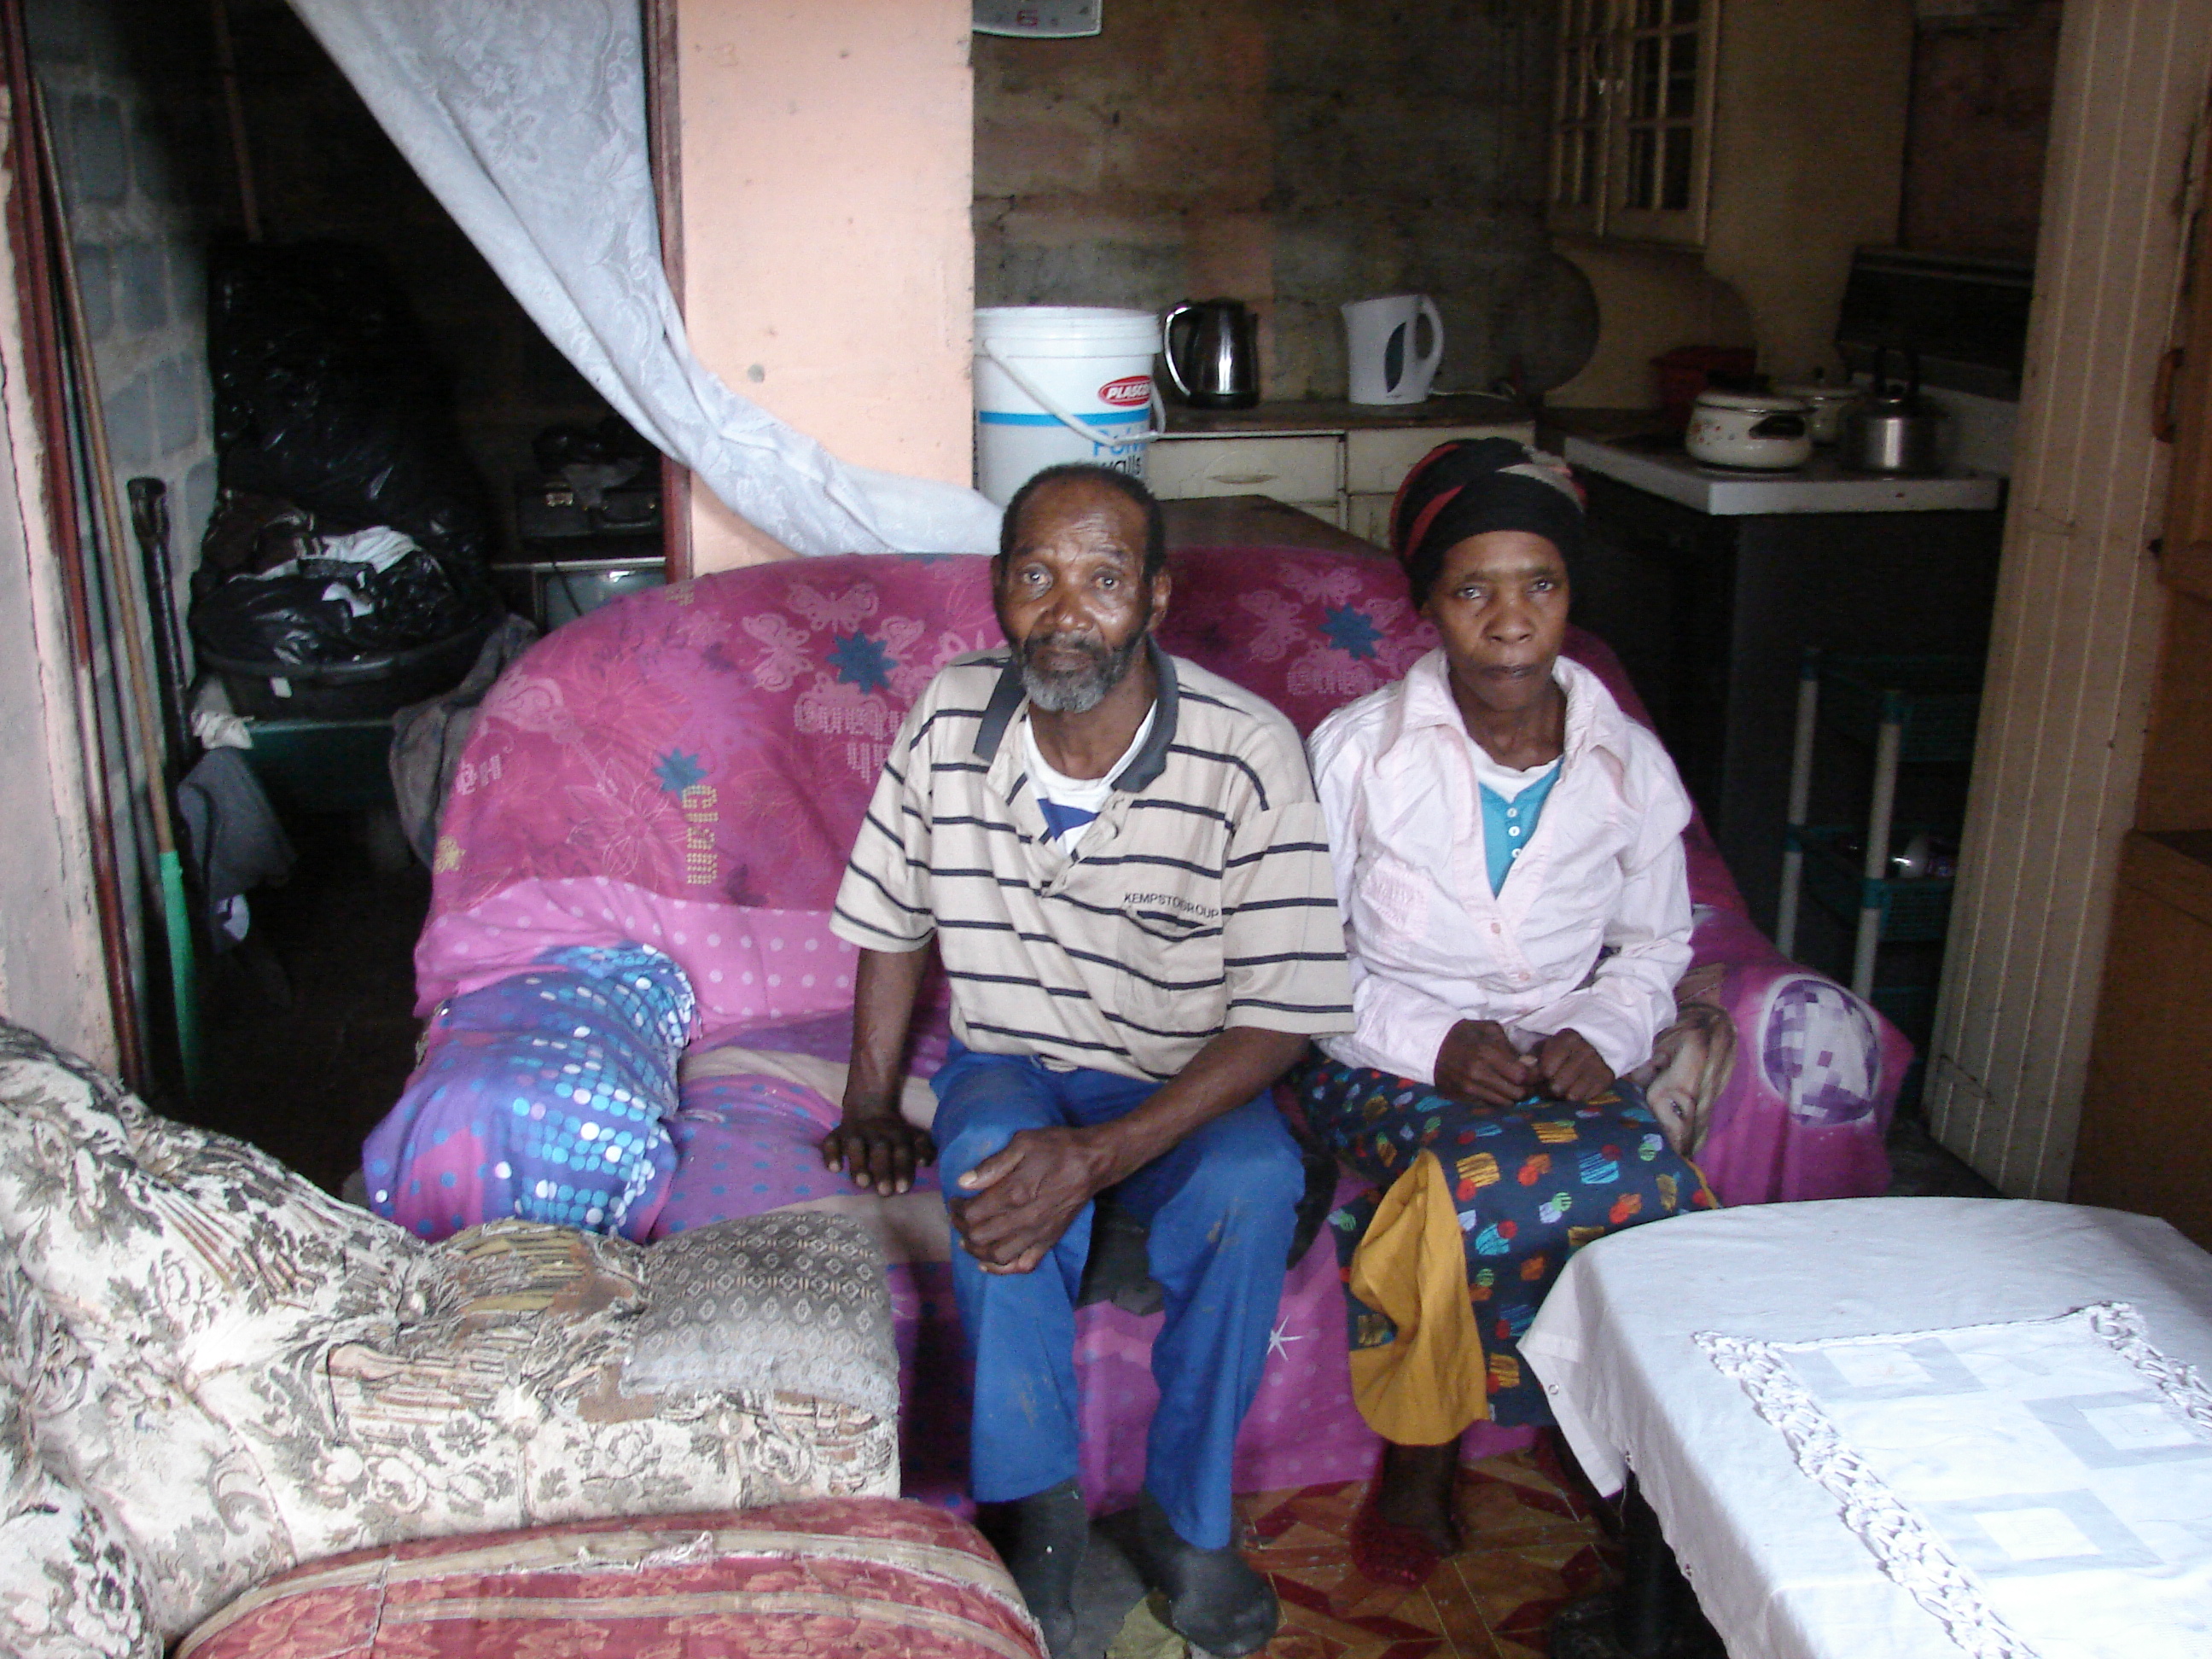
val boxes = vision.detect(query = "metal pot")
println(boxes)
[1685,388,1813,470]
[1773,376,1862,445]
[1845,346,1947,474]
[1161,298,1260,409]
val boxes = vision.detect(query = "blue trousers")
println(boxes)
[931,1043,1303,1549]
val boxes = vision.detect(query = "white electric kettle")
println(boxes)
[1342,294,1444,405]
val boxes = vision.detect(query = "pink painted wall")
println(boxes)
[675,0,976,572]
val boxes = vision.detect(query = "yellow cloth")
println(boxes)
[1345,1150,1491,1443]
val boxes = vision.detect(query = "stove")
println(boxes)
[1564,433,2004,516]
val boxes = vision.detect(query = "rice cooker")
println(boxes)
[1685,388,1813,470]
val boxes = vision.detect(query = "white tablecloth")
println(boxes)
[1520,1198,2212,1659]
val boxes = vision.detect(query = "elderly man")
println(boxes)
[822,463,1352,1656]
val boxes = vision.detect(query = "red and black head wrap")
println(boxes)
[1388,437,1586,608]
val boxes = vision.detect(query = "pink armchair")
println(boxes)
[368,545,1906,1511]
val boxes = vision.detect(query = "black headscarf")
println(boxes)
[1388,437,1586,608]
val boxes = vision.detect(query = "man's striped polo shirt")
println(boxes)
[832,639,1354,1083]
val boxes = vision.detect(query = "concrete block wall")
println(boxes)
[31,0,221,617]
[26,0,231,1066]
[975,0,1591,403]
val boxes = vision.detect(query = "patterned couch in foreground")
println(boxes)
[0,1018,947,1657]
[367,545,1910,1513]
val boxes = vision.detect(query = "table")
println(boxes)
[1158,493,1388,558]
[1522,1197,2212,1659]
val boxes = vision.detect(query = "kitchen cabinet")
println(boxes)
[1545,0,1912,390]
[1145,434,1342,525]
[1550,0,1719,247]
[1562,436,2002,934]
[1148,399,1533,541]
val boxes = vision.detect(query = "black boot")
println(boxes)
[976,1477,1088,1659]
[1100,1489,1279,1656]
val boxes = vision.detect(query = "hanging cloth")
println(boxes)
[284,0,1000,557]
[1345,1150,1492,1443]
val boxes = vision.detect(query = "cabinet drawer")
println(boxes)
[1147,435,1342,501]
[1344,492,1395,548]
[1343,422,1535,495]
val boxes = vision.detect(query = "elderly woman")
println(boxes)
[1297,438,1718,1584]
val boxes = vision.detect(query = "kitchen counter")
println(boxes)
[1564,433,2005,515]
[1164,393,1528,436]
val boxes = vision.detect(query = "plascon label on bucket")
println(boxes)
[975,306,1163,506]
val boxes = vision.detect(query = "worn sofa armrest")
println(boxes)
[1666,905,1906,1204]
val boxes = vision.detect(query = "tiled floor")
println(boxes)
[1104,1445,1619,1659]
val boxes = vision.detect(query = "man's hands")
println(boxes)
[1434,1021,1613,1107]
[821,1110,936,1196]
[950,1125,1117,1275]
[954,1026,1312,1277]
[823,943,937,1196]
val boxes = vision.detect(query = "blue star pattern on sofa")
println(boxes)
[655,750,707,795]
[827,630,893,695]
[1321,604,1382,661]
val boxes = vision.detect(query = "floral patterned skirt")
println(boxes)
[1292,1055,1718,1429]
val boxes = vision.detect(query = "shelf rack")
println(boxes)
[1775,651,1982,998]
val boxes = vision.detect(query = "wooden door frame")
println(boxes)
[0,0,144,1080]
[645,0,690,582]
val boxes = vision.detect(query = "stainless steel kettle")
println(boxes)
[1161,299,1260,409]
[1846,345,1947,475]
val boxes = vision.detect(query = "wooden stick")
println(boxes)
[210,0,261,241]
[34,81,201,1097]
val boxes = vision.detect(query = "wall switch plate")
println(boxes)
[974,2,1101,38]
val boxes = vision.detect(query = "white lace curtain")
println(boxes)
[284,0,1000,557]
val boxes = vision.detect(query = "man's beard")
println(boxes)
[1017,627,1148,713]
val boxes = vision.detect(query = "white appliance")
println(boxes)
[1342,294,1444,405]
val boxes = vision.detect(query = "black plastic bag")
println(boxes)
[189,546,485,669]
[206,240,492,580]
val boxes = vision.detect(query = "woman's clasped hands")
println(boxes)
[1433,1019,1610,1107]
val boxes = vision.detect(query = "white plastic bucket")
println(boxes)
[975,306,1163,506]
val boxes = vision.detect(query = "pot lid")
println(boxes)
[1692,387,1811,414]
[1773,381,1860,403]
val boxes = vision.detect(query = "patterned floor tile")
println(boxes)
[1452,1539,1615,1636]
[1459,1459,1591,1545]
[1234,1450,1621,1657]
